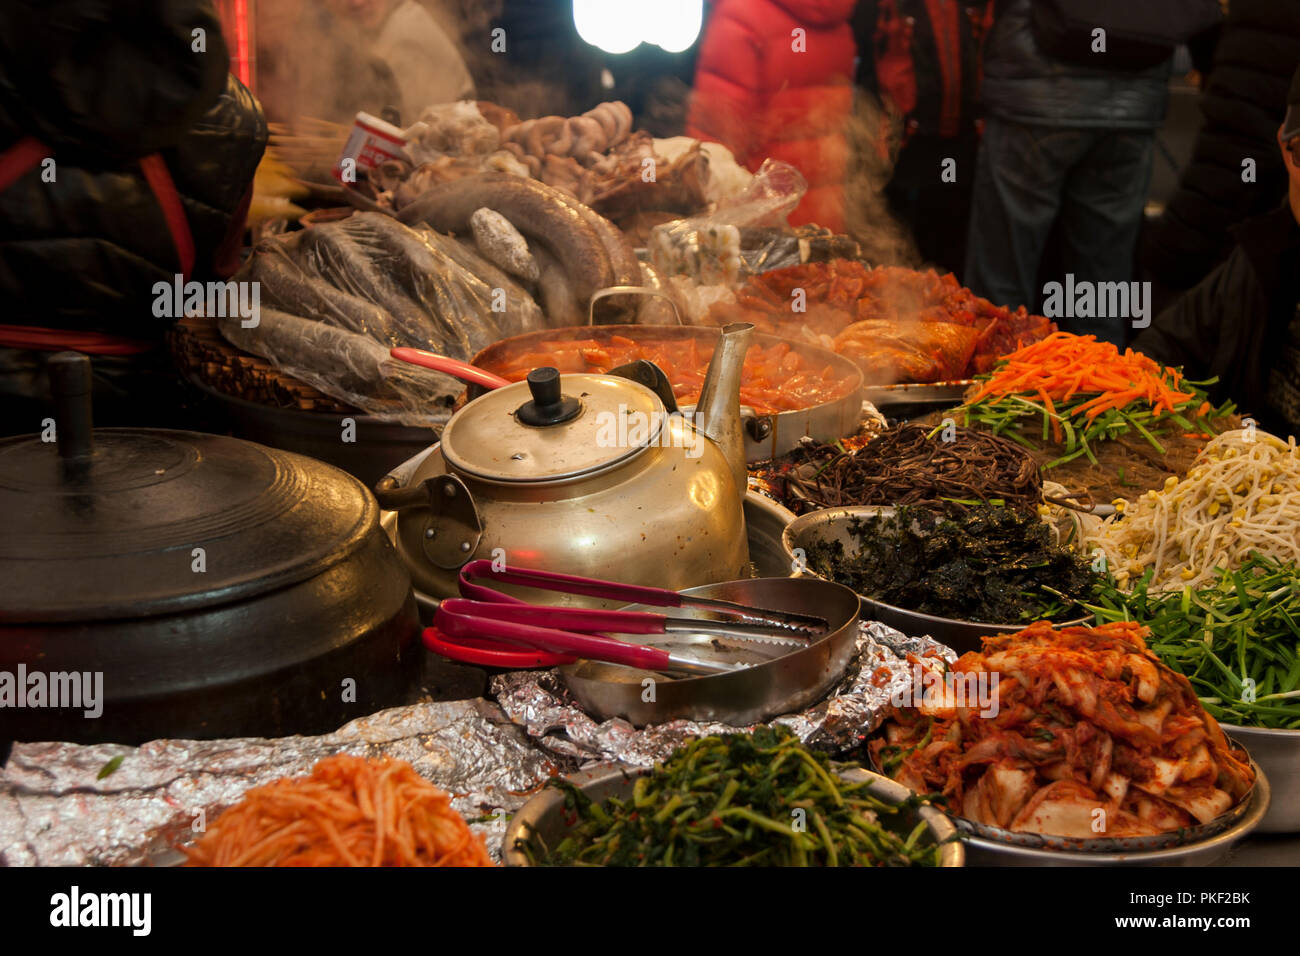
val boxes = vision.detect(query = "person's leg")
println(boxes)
[1057,129,1157,345]
[887,134,977,276]
[963,118,1079,309]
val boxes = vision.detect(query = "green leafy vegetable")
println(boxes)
[519,727,944,867]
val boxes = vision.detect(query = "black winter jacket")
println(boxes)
[981,0,1171,129]
[1134,203,1300,439]
[0,1,267,339]
[1141,0,1300,292]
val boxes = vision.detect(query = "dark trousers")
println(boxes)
[964,117,1156,344]
[886,134,978,278]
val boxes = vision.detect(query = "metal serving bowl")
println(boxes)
[744,487,797,578]
[502,762,964,867]
[1219,724,1300,833]
[559,576,861,727]
[782,506,1090,655]
[957,764,1270,867]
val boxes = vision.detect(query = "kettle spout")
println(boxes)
[695,322,753,498]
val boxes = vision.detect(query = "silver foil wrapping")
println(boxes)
[491,621,954,767]
[0,699,566,867]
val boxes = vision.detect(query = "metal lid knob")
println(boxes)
[47,350,94,470]
[515,367,581,427]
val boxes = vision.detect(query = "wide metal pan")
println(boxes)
[559,576,860,727]
[470,324,865,462]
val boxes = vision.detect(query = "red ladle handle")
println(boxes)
[390,347,510,391]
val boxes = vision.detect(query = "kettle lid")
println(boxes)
[440,369,667,483]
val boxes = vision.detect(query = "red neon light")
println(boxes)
[233,0,251,88]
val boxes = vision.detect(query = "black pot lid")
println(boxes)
[0,429,377,623]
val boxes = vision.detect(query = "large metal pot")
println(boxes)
[469,325,866,462]
[0,354,421,745]
[375,368,749,601]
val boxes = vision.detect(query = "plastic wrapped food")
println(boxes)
[226,212,545,423]
[648,159,808,286]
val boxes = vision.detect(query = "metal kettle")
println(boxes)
[376,325,754,601]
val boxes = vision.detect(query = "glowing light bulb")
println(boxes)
[650,0,702,53]
[573,0,702,54]
[572,0,642,55]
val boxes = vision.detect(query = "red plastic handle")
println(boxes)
[435,602,672,671]
[390,347,510,390]
[440,598,668,635]
[422,626,572,668]
[457,559,686,608]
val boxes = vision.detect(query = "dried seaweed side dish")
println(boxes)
[805,505,1097,625]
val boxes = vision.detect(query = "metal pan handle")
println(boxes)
[588,286,683,326]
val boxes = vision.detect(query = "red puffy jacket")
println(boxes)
[687,0,857,231]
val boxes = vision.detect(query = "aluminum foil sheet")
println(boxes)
[0,698,567,867]
[491,621,954,767]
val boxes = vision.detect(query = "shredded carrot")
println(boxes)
[969,332,1196,418]
[183,755,495,867]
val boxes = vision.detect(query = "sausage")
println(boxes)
[544,118,573,156]
[470,206,541,282]
[528,240,583,326]
[397,173,615,306]
[568,115,605,158]
[543,187,641,322]
[586,103,618,142]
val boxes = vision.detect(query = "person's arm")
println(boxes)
[685,6,762,166]
[0,0,228,163]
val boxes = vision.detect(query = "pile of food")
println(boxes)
[872,621,1257,838]
[1076,429,1300,589]
[707,262,1055,385]
[184,755,494,867]
[1089,555,1300,729]
[759,423,1045,514]
[521,728,943,867]
[482,332,859,416]
[955,333,1235,499]
[354,100,716,240]
[803,505,1097,625]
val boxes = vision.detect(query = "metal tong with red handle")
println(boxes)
[456,560,828,637]
[423,561,828,674]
